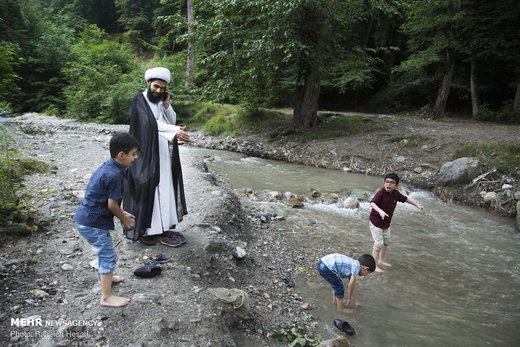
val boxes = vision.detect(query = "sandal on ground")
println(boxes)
[149,254,170,263]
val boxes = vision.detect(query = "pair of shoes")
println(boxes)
[149,254,170,263]
[160,233,186,247]
[139,235,156,245]
[134,261,161,278]
[334,319,356,336]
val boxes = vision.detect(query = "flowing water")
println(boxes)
[189,147,520,346]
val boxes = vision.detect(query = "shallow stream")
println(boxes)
[188,147,520,346]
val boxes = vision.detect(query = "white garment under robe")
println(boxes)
[142,91,181,236]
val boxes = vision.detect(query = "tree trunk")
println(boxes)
[514,82,520,114]
[184,0,195,90]
[293,59,320,129]
[433,0,460,117]
[470,53,480,119]
[433,50,455,116]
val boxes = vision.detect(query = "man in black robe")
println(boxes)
[123,67,189,246]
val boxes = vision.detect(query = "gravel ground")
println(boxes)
[0,114,335,347]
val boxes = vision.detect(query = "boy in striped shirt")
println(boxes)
[317,253,375,313]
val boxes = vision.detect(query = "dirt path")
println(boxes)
[1,114,325,346]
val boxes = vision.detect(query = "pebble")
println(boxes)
[61,263,73,271]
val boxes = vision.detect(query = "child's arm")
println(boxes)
[406,198,424,211]
[352,282,361,307]
[108,199,135,230]
[370,202,389,220]
[346,275,360,307]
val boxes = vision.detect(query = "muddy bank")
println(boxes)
[0,114,332,346]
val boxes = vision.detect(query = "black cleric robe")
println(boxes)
[123,93,187,241]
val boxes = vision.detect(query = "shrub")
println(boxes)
[453,142,520,174]
[62,25,140,123]
[272,324,323,346]
[0,126,49,229]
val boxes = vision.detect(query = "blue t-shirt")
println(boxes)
[320,253,360,278]
[74,158,125,230]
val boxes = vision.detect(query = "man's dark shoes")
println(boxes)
[160,232,186,247]
[139,235,156,245]
[334,319,356,335]
[134,260,161,278]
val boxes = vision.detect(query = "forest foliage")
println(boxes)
[0,0,519,126]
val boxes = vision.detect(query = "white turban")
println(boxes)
[144,67,170,84]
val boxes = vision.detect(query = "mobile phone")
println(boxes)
[162,90,169,101]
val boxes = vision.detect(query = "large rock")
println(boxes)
[436,157,483,186]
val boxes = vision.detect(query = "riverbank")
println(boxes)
[1,112,518,346]
[1,114,342,346]
[188,113,520,226]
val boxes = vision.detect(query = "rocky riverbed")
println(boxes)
[1,114,353,346]
[188,113,520,230]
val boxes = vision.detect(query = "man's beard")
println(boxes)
[147,87,162,103]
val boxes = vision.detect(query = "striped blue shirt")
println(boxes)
[320,253,360,278]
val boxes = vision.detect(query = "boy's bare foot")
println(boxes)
[100,295,130,307]
[378,261,392,268]
[375,266,384,273]
[112,275,124,283]
[98,276,124,286]
[338,307,354,313]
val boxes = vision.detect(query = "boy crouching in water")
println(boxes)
[317,253,375,313]
[74,132,138,307]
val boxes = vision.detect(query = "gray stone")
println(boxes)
[61,263,73,271]
[437,157,483,186]
[483,192,497,205]
[60,248,73,255]
[267,191,282,201]
[32,289,50,298]
[208,287,250,323]
[283,191,296,200]
[233,247,247,259]
[282,199,304,208]
[310,188,321,198]
[342,198,359,209]
[32,336,56,347]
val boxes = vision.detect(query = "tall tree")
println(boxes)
[187,0,371,128]
[184,0,195,89]
[0,0,74,112]
[459,0,520,118]
[396,0,463,116]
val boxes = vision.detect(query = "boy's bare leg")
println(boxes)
[98,275,124,284]
[332,290,336,304]
[99,273,130,307]
[372,248,384,272]
[112,275,124,283]
[378,244,392,267]
[335,297,353,313]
